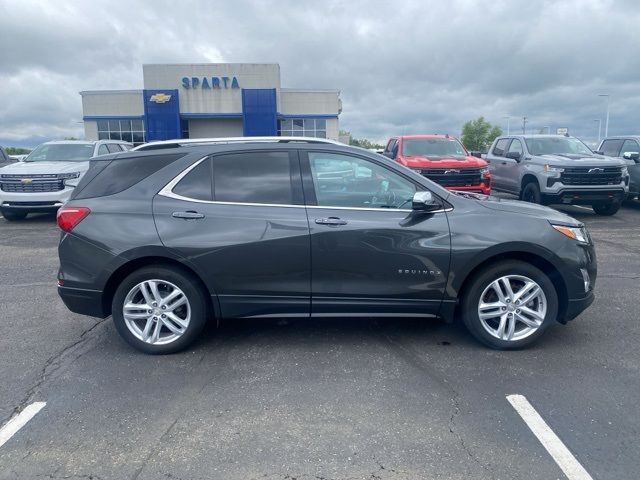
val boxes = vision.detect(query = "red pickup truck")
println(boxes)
[382,134,491,195]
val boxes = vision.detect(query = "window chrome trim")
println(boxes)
[159,156,451,213]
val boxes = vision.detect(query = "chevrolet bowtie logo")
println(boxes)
[21,178,33,184]
[444,169,460,175]
[149,93,172,104]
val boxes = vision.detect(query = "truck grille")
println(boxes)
[560,167,623,186]
[0,174,65,193]
[415,168,483,187]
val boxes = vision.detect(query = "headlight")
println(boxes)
[480,167,490,175]
[544,164,564,177]
[59,172,80,180]
[551,224,590,244]
[621,166,629,177]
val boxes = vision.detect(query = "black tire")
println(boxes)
[460,260,559,350]
[112,265,209,354]
[521,182,542,204]
[592,201,620,216]
[1,210,27,221]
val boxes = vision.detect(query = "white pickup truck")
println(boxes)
[0,140,131,220]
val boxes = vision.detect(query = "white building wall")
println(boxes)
[84,121,99,141]
[81,90,144,116]
[279,89,341,115]
[188,119,243,138]
[143,63,281,114]
[325,118,339,141]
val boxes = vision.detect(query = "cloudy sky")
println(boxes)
[1,0,639,148]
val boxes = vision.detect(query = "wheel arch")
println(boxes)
[448,247,569,324]
[101,255,219,320]
[520,173,539,191]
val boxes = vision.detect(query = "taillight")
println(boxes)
[57,207,90,232]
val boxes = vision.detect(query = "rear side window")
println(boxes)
[97,144,110,156]
[73,153,187,199]
[212,151,296,205]
[493,138,509,156]
[106,144,122,153]
[173,158,213,201]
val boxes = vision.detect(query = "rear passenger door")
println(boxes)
[153,150,311,318]
[486,138,510,191]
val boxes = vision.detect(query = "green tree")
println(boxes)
[5,147,32,155]
[460,117,503,152]
[340,130,384,150]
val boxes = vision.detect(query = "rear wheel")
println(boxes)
[592,201,620,216]
[112,265,209,354]
[521,182,542,204]
[460,260,559,349]
[1,210,27,221]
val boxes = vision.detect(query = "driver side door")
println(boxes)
[301,150,451,316]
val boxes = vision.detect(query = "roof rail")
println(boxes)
[132,136,342,151]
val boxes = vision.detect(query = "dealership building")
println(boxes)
[80,63,342,146]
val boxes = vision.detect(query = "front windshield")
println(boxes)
[524,137,592,156]
[25,144,94,162]
[402,138,467,157]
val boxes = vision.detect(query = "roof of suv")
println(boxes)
[132,136,342,152]
[391,134,457,140]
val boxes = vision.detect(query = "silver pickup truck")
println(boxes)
[486,134,629,215]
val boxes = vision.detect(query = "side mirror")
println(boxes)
[505,151,522,161]
[623,151,640,162]
[412,191,440,212]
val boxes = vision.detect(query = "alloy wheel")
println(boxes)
[477,275,547,341]
[122,279,191,345]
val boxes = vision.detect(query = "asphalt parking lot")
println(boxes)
[0,199,639,480]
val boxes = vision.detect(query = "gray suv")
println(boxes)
[596,136,640,200]
[486,135,629,215]
[56,137,596,353]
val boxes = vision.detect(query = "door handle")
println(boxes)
[315,217,347,226]
[501,161,507,165]
[172,211,205,219]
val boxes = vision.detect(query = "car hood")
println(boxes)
[400,155,487,168]
[537,153,626,167]
[466,193,581,226]
[0,161,90,175]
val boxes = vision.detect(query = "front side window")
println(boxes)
[97,144,110,156]
[507,139,523,155]
[308,152,417,209]
[620,139,639,156]
[599,139,623,157]
[525,137,592,156]
[212,152,295,205]
[402,138,467,158]
[25,143,95,162]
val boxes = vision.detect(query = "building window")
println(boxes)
[97,119,146,146]
[278,118,327,138]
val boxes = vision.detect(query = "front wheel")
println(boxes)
[1,210,27,221]
[112,265,209,354]
[592,201,620,216]
[460,260,559,349]
[521,182,542,204]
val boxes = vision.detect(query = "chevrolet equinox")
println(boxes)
[57,137,596,353]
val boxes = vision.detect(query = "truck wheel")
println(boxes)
[1,210,27,221]
[521,182,541,204]
[460,260,558,350]
[592,201,620,216]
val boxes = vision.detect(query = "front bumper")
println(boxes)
[542,188,626,205]
[563,290,595,322]
[0,188,74,212]
[447,184,491,195]
[58,285,107,318]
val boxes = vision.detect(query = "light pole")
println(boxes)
[598,94,610,138]
[593,119,602,145]
[543,125,550,134]
[503,115,511,135]
[522,116,527,134]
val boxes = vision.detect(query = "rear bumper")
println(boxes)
[58,285,107,318]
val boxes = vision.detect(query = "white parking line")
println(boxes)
[0,402,46,448]
[507,395,593,480]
